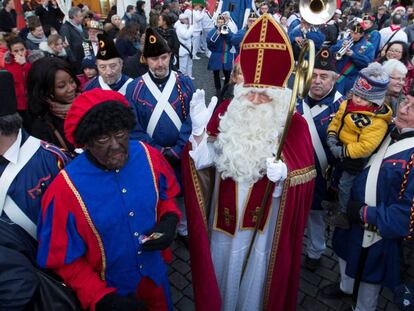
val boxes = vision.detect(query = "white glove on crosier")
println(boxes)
[190,89,218,136]
[266,158,288,183]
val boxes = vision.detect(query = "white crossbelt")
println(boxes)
[362,134,414,247]
[362,135,392,247]
[302,102,329,174]
[143,72,182,138]
[0,136,41,239]
[365,136,414,169]
[98,76,133,95]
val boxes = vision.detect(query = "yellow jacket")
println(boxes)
[327,100,392,159]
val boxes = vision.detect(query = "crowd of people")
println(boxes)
[0,0,414,311]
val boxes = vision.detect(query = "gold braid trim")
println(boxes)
[288,166,317,187]
[140,142,159,221]
[399,153,414,199]
[61,171,107,280]
[189,155,208,229]
[262,176,289,309]
[406,197,414,240]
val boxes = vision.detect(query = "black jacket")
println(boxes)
[29,112,75,153]
[122,51,148,78]
[0,220,39,310]
[59,21,87,73]
[0,9,17,32]
[35,4,63,31]
[132,10,147,33]
[157,27,180,70]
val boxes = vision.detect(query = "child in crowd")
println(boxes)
[324,62,392,229]
[77,56,98,89]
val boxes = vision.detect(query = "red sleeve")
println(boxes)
[37,173,116,310]
[55,259,116,311]
[141,143,182,262]
[142,143,182,221]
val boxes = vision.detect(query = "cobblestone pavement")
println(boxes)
[170,230,414,311]
[168,55,414,311]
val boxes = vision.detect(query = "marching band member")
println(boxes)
[83,33,133,95]
[296,48,345,270]
[330,22,375,96]
[126,28,195,245]
[289,18,325,60]
[207,14,234,96]
[361,14,381,54]
[321,88,414,311]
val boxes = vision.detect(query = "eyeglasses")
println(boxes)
[390,76,406,82]
[387,49,403,54]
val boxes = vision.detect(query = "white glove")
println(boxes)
[266,158,288,183]
[190,89,218,136]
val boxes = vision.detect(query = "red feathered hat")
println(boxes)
[239,13,294,88]
[64,89,129,147]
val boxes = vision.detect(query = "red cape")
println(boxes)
[182,100,316,311]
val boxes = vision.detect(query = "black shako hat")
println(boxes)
[97,33,121,60]
[314,47,336,72]
[0,71,17,117]
[143,28,171,58]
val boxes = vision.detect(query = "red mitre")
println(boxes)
[240,13,294,88]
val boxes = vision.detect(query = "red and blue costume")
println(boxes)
[37,140,181,311]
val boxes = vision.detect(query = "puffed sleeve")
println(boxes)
[144,144,182,221]
[37,173,115,310]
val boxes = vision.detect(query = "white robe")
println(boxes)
[189,135,283,311]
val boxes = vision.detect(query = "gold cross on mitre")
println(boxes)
[239,13,294,89]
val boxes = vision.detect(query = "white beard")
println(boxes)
[214,85,292,185]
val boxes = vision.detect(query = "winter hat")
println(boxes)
[352,62,389,106]
[393,6,406,15]
[81,56,97,70]
[64,89,129,146]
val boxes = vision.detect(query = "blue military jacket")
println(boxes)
[83,74,132,94]
[207,27,234,71]
[297,89,345,210]
[333,129,414,289]
[0,131,70,225]
[126,70,195,158]
[330,37,375,95]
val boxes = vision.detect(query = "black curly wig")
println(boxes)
[74,101,136,146]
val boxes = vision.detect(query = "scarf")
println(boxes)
[27,33,47,45]
[346,99,380,113]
